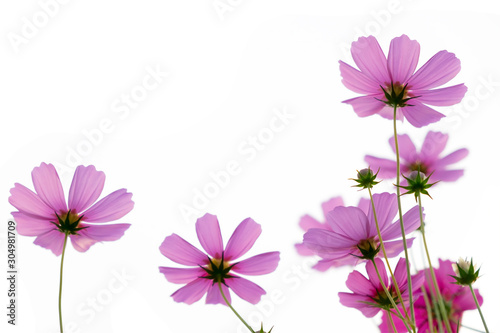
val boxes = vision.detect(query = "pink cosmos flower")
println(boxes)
[295,196,370,271]
[303,192,420,267]
[9,163,134,256]
[340,34,467,127]
[159,213,280,305]
[365,131,468,183]
[339,258,424,317]
[379,259,484,333]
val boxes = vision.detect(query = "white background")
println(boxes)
[1,0,499,332]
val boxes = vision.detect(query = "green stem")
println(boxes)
[59,232,69,333]
[420,285,435,333]
[218,282,254,333]
[392,106,414,324]
[469,284,489,333]
[387,310,399,333]
[371,259,413,333]
[417,193,453,333]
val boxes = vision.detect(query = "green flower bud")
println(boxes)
[451,257,480,286]
[351,168,380,190]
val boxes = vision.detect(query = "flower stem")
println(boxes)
[417,193,453,333]
[371,259,413,333]
[469,284,489,333]
[420,285,435,333]
[392,106,414,324]
[218,282,254,333]
[386,310,399,333]
[59,232,69,333]
[367,187,411,326]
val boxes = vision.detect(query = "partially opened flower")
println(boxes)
[9,163,134,255]
[295,196,369,271]
[340,34,466,127]
[365,131,468,184]
[379,259,484,333]
[339,258,424,317]
[159,213,280,305]
[303,192,420,267]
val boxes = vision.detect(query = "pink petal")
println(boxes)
[389,134,417,162]
[388,35,420,83]
[206,282,230,305]
[11,212,54,236]
[357,198,370,215]
[232,252,280,276]
[328,206,370,240]
[33,229,66,256]
[412,84,467,106]
[303,228,358,252]
[338,293,380,317]
[224,218,261,261]
[298,215,324,231]
[421,131,448,161]
[377,105,404,121]
[159,266,206,284]
[31,163,67,213]
[195,213,223,258]
[379,310,408,333]
[226,277,266,304]
[368,193,398,233]
[171,278,211,304]
[343,94,385,117]
[430,169,465,182]
[312,258,336,271]
[434,148,468,168]
[82,189,134,223]
[401,101,445,127]
[392,257,409,288]
[68,165,105,213]
[339,61,380,94]
[381,205,421,240]
[408,50,461,89]
[159,234,207,266]
[69,233,98,252]
[295,243,315,256]
[9,183,54,218]
[321,197,345,218]
[382,238,415,258]
[366,258,387,289]
[364,156,397,178]
[454,289,482,312]
[345,270,376,296]
[350,36,391,84]
[78,222,130,243]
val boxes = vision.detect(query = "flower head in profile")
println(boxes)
[159,213,280,305]
[339,258,424,317]
[340,34,466,127]
[303,193,421,267]
[380,259,484,333]
[365,131,468,184]
[295,196,369,271]
[9,163,134,255]
[452,257,480,285]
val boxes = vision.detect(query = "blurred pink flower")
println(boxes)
[340,34,466,127]
[379,259,483,333]
[365,131,468,183]
[159,213,280,305]
[303,193,420,267]
[339,258,424,317]
[295,196,369,271]
[9,163,133,256]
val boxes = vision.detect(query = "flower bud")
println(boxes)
[398,170,438,201]
[451,257,480,285]
[351,168,380,190]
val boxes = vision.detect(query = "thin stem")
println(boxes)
[371,259,413,333]
[420,285,435,333]
[392,106,414,324]
[59,232,69,333]
[367,187,411,324]
[417,193,453,333]
[469,284,489,333]
[387,310,399,333]
[218,282,254,333]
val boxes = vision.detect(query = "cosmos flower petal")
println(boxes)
[393,257,409,288]
[366,258,387,289]
[295,243,315,256]
[412,84,467,106]
[206,282,230,305]
[68,165,105,214]
[339,61,380,94]
[357,198,371,215]
[379,307,411,333]
[78,223,130,242]
[303,228,359,252]
[159,266,206,284]
[338,293,380,317]
[430,169,465,182]
[33,229,66,256]
[381,206,421,240]
[388,34,420,83]
[389,134,417,161]
[31,163,67,212]
[408,50,461,89]
[69,232,98,253]
[9,183,54,218]
[233,252,280,276]
[454,288,483,312]
[11,212,54,236]
[434,148,469,167]
[343,95,386,117]
[368,193,398,232]
[321,197,345,217]
[350,36,391,84]
[401,101,445,127]
[421,131,449,160]
[159,234,208,266]
[171,278,211,305]
[364,155,397,178]
[328,206,369,240]
[82,189,134,223]
[298,214,324,231]
[224,218,262,261]
[196,213,224,258]
[225,277,266,304]
[345,270,376,296]
[382,238,415,258]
